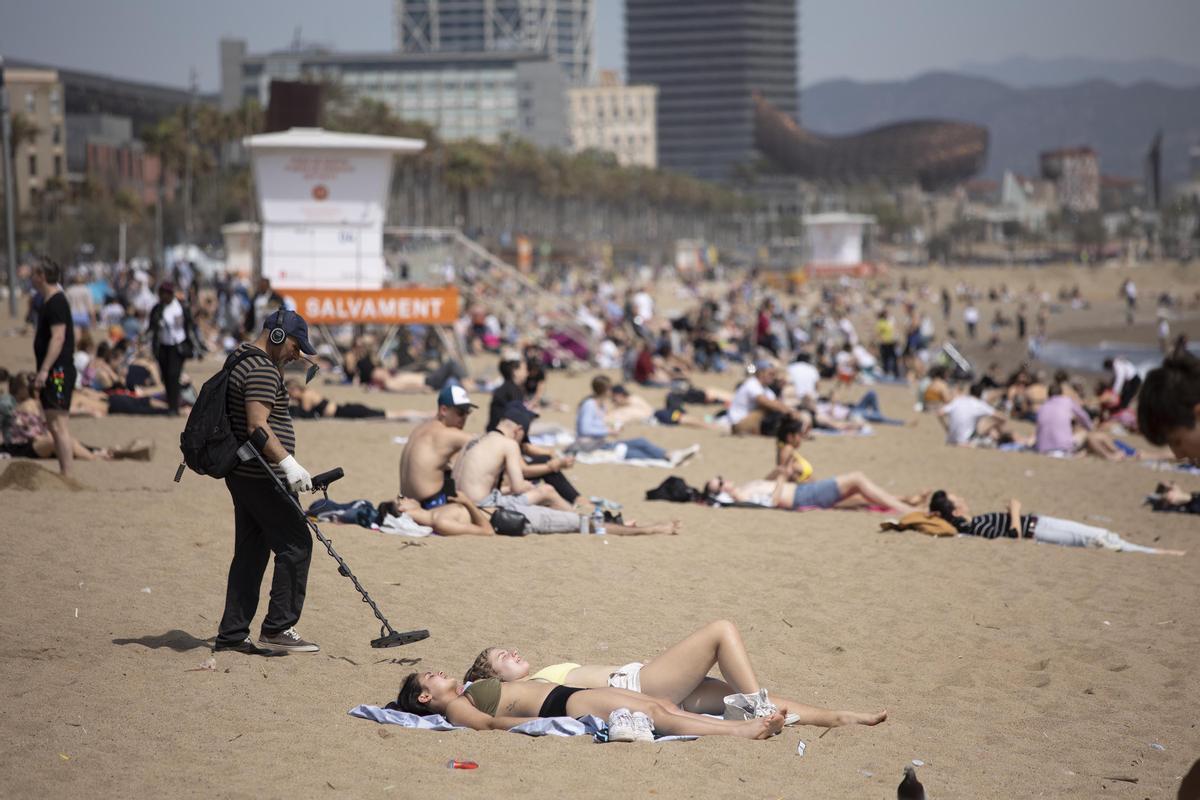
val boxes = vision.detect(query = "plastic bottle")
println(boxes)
[446,760,478,770]
[591,505,606,535]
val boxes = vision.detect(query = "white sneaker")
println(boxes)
[607,708,638,743]
[629,711,656,742]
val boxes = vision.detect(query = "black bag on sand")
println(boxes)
[177,349,260,479]
[645,476,701,503]
[490,507,530,536]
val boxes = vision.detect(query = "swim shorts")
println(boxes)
[608,662,645,693]
[791,478,841,509]
[39,365,75,412]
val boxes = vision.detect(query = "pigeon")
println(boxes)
[897,765,926,800]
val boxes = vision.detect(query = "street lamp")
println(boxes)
[0,56,20,317]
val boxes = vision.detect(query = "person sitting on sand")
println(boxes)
[391,669,785,741]
[938,382,1012,446]
[285,380,430,422]
[727,360,807,437]
[766,417,816,482]
[455,402,574,510]
[1035,382,1125,460]
[462,619,887,728]
[576,375,698,464]
[926,490,1182,555]
[398,386,478,507]
[919,365,952,411]
[1136,348,1200,461]
[379,492,679,537]
[1,373,151,461]
[703,471,917,514]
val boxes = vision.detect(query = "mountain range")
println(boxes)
[801,71,1200,185]
[957,56,1200,89]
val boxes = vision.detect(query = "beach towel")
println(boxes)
[348,705,698,742]
[879,511,959,536]
[810,426,875,437]
[573,447,687,469]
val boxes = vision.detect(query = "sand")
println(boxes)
[1,261,1198,798]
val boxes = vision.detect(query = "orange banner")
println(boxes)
[283,287,459,325]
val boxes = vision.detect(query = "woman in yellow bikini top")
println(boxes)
[769,417,814,483]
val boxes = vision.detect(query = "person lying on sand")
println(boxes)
[607,384,726,432]
[1145,482,1200,515]
[926,490,1183,555]
[462,619,887,728]
[379,493,679,536]
[286,380,431,422]
[704,471,918,514]
[391,669,785,740]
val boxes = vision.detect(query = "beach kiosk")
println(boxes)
[803,212,879,279]
[244,127,457,330]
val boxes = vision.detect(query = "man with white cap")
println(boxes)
[399,384,478,509]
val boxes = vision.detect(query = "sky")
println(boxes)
[0,0,1197,91]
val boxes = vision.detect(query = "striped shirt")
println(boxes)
[963,512,1035,540]
[227,344,295,479]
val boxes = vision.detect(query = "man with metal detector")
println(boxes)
[213,308,322,656]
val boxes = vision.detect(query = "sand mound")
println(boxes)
[0,461,89,491]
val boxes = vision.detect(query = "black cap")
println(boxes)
[263,309,316,355]
[501,400,538,430]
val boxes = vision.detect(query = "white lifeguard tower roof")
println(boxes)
[804,212,875,226]
[244,127,425,154]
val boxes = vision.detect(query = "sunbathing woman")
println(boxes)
[927,490,1183,555]
[463,619,887,728]
[286,380,430,422]
[705,471,918,514]
[393,668,785,739]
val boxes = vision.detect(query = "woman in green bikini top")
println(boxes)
[391,670,784,740]
[461,619,888,729]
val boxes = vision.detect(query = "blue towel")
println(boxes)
[348,704,697,742]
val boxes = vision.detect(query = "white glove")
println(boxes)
[279,455,313,493]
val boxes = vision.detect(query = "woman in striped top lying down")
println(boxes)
[926,490,1183,555]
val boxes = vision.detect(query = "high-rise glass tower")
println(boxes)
[395,0,594,85]
[627,0,799,182]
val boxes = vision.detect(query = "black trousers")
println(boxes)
[216,474,313,645]
[156,343,185,413]
[526,454,580,504]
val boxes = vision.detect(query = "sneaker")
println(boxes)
[629,711,656,742]
[213,636,286,657]
[607,708,638,743]
[257,627,320,653]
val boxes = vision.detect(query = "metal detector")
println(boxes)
[237,428,429,649]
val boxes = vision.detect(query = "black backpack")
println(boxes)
[176,349,260,480]
[645,476,702,503]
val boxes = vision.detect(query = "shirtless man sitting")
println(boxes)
[398,385,477,508]
[453,401,572,510]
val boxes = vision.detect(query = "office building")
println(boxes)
[66,113,172,204]
[221,41,568,149]
[394,0,593,85]
[627,0,799,182]
[567,70,656,167]
[1040,146,1100,213]
[1,67,66,210]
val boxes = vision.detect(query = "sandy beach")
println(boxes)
[1,262,1198,798]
